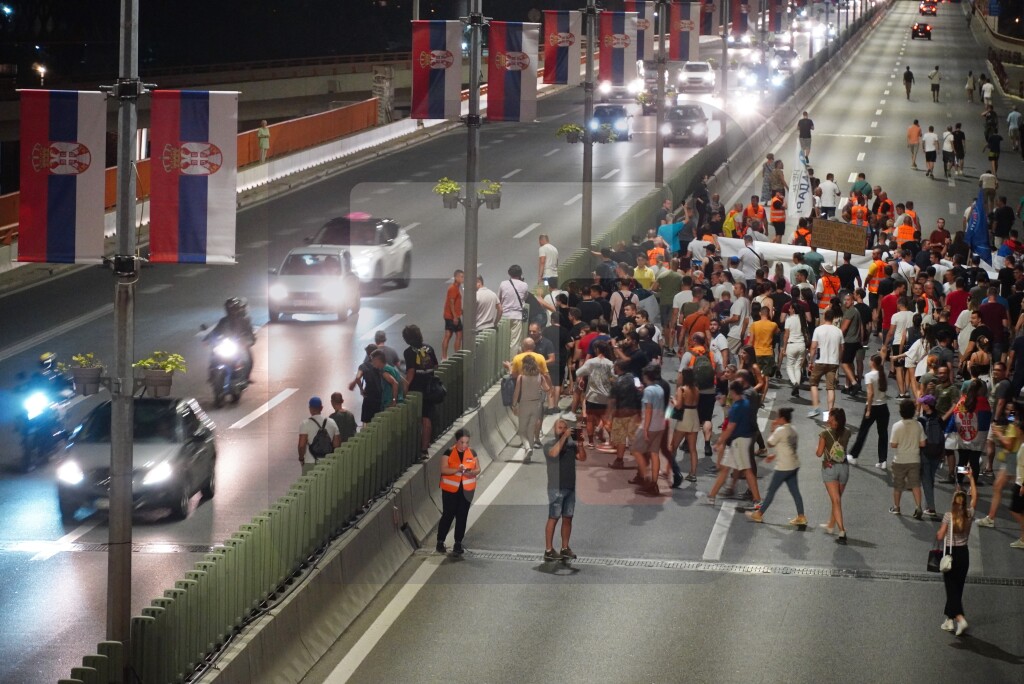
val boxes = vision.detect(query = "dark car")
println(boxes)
[56,398,217,522]
[911,22,932,40]
[662,104,709,147]
[919,2,937,15]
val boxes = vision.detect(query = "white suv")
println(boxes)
[306,214,412,292]
[678,61,716,93]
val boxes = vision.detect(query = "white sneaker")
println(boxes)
[955,617,968,636]
[976,516,995,528]
[1010,538,1024,549]
[846,455,858,465]
[874,461,887,470]
[807,408,820,418]
[940,618,955,632]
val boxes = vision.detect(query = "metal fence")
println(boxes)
[59,321,511,684]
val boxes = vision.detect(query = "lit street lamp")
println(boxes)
[34,64,46,87]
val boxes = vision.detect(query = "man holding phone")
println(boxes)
[544,418,586,561]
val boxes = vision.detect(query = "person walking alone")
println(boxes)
[907,119,922,169]
[936,469,978,636]
[848,354,891,468]
[903,66,915,100]
[436,429,480,556]
[746,408,807,527]
[512,355,550,463]
[965,71,975,103]
[257,120,270,163]
[441,269,464,360]
[928,65,942,102]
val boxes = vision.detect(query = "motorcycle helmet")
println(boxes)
[225,297,243,315]
[39,352,56,371]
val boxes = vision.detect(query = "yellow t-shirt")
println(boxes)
[749,319,779,357]
[634,265,655,290]
[510,351,548,376]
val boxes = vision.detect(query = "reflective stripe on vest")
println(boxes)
[769,200,785,223]
[744,204,765,224]
[868,260,886,293]
[439,447,478,493]
[896,223,915,245]
[818,274,840,310]
[794,228,812,246]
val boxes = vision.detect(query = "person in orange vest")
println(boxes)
[894,215,915,246]
[816,262,842,314]
[769,189,788,243]
[792,217,813,247]
[875,191,895,223]
[742,195,766,237]
[866,247,887,307]
[904,200,922,232]
[436,428,480,555]
[723,202,743,238]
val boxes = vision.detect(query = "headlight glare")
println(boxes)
[24,391,49,420]
[214,338,238,358]
[143,461,174,485]
[57,461,84,485]
[269,283,288,300]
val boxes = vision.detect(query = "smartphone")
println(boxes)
[956,466,969,474]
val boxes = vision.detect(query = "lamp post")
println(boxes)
[581,0,597,249]
[462,0,483,409]
[655,0,668,188]
[34,64,46,86]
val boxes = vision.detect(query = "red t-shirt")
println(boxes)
[578,331,601,358]
[443,283,462,320]
[880,293,899,330]
[978,301,1008,343]
[946,289,969,325]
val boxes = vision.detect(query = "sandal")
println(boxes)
[608,459,627,470]
[685,474,698,482]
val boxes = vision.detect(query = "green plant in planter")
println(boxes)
[432,177,462,196]
[134,351,188,374]
[635,91,651,107]
[555,123,584,138]
[57,353,104,373]
[478,180,502,196]
[595,123,618,143]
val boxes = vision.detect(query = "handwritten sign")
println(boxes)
[811,218,866,255]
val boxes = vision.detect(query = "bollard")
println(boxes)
[172,578,200,673]
[81,654,108,683]
[97,641,124,684]
[69,668,98,684]
[161,587,187,682]
[194,560,222,650]
[136,609,163,684]
[183,571,210,668]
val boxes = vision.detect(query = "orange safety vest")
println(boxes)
[920,295,935,315]
[439,447,478,493]
[896,223,915,245]
[744,203,766,226]
[867,259,886,293]
[818,274,840,310]
[769,198,786,224]
[851,204,870,226]
[647,246,666,266]
[793,227,812,246]
[876,198,894,220]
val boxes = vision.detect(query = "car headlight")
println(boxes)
[57,460,84,485]
[771,58,780,68]
[614,119,627,132]
[599,81,611,94]
[692,123,707,136]
[740,34,751,45]
[744,73,758,87]
[142,461,174,486]
[352,257,372,278]
[771,74,784,87]
[628,79,643,94]
[269,283,288,301]
[791,56,800,67]
[660,122,672,135]
[589,119,600,131]
[213,338,238,359]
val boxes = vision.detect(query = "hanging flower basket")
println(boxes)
[442,193,460,209]
[71,367,103,396]
[483,194,501,209]
[142,369,173,397]
[556,123,584,144]
[134,351,187,398]
[479,180,502,210]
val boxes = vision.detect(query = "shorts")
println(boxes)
[772,221,786,237]
[889,344,900,358]
[632,427,664,454]
[675,407,700,433]
[842,344,859,365]
[1010,486,1024,515]
[891,462,921,490]
[444,318,463,332]
[585,401,607,415]
[548,488,577,518]
[721,437,752,470]
[941,150,953,165]
[756,354,777,377]
[822,461,850,484]
[610,415,639,446]
[925,150,937,162]
[660,304,674,329]
[698,392,717,423]
[998,448,1018,476]
[728,336,743,357]
[931,83,940,92]
[809,363,838,390]
[856,345,866,362]
[799,137,812,152]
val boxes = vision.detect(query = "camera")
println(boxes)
[956,466,969,474]
[570,425,584,441]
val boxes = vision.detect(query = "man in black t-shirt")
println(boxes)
[797,111,814,160]
[835,252,862,292]
[577,286,605,326]
[349,343,384,425]
[615,334,648,377]
[544,418,585,561]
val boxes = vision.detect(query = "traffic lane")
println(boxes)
[329,560,1024,684]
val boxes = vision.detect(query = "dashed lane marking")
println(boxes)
[564,193,583,206]
[358,314,406,341]
[543,148,560,157]
[870,121,878,128]
[176,267,209,278]
[848,172,858,183]
[229,388,298,430]
[403,222,422,231]
[633,148,651,158]
[703,501,738,561]
[0,304,114,363]
[29,521,100,561]
[857,152,866,161]
[513,223,542,239]
[880,98,887,104]
[864,136,872,143]
[140,284,172,294]
[875,109,883,115]
[601,168,621,180]
[948,202,957,214]
[502,168,522,179]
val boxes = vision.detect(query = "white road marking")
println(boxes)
[882,92,889,97]
[501,168,522,179]
[0,304,114,363]
[176,267,209,278]
[948,202,957,214]
[359,314,406,341]
[703,501,738,561]
[633,148,651,158]
[887,81,893,86]
[247,240,270,249]
[880,99,887,104]
[29,521,101,561]
[373,188,393,194]
[410,171,429,177]
[492,139,505,144]
[948,177,956,188]
[870,121,878,128]
[278,227,301,235]
[875,109,883,115]
[513,222,542,239]
[543,148,560,157]
[847,172,858,183]
[403,222,422,231]
[864,136,873,143]
[324,461,523,683]
[564,193,583,206]
[857,152,866,161]
[140,284,172,295]
[229,388,298,430]
[352,197,370,204]
[601,168,621,180]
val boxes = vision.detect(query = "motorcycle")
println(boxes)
[16,382,71,472]
[207,335,249,408]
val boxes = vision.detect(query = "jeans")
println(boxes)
[921,457,942,510]
[759,468,804,516]
[849,403,890,464]
[785,343,806,386]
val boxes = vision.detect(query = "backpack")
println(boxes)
[688,348,715,390]
[611,373,642,410]
[501,375,516,407]
[308,418,333,460]
[414,346,438,372]
[920,413,945,460]
[825,429,846,463]
[425,374,447,405]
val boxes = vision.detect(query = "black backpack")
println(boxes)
[920,413,945,459]
[308,418,333,459]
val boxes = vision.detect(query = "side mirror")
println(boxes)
[386,238,394,245]
[269,267,278,275]
[192,427,211,441]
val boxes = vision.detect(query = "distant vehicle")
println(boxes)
[661,104,709,147]
[678,61,716,93]
[268,246,363,322]
[590,104,634,141]
[56,398,217,522]
[306,214,412,290]
[771,49,801,73]
[919,2,937,15]
[726,32,754,46]
[911,22,932,39]
[598,61,645,102]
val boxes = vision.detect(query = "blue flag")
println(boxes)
[965,188,991,266]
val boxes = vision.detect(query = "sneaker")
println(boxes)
[435,541,447,554]
[627,475,644,485]
[875,461,888,470]
[704,444,713,458]
[543,548,561,561]
[924,509,940,520]
[835,532,848,545]
[954,618,968,636]
[532,441,543,449]
[746,510,764,523]
[686,474,698,482]
[889,506,901,515]
[452,542,465,556]
[1010,539,1024,549]
[976,516,995,528]
[560,546,578,560]
[940,618,955,632]
[807,408,820,418]
[723,486,735,498]
[671,473,683,489]
[790,388,800,398]
[912,508,923,520]
[522,449,533,464]
[847,455,858,466]
[638,481,661,496]
[699,493,716,506]
[789,515,808,526]
[819,523,834,535]
[739,490,754,501]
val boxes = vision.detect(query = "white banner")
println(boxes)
[788,148,813,220]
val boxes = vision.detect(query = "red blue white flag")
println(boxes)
[18,90,106,264]
[624,2,655,61]
[733,0,749,36]
[669,3,701,62]
[701,2,716,35]
[770,0,784,33]
[543,10,582,86]
[599,13,639,86]
[487,22,540,122]
[149,90,238,264]
[411,20,462,120]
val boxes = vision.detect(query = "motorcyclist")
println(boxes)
[206,298,256,383]
[27,352,73,394]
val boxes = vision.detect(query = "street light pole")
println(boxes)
[581,0,596,249]
[462,0,482,408]
[655,0,667,187]
[721,0,729,137]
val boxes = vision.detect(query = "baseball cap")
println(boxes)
[917,394,936,406]
[309,396,323,409]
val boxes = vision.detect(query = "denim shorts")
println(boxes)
[548,488,577,519]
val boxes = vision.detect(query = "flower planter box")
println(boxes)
[565,131,582,143]
[442,193,460,209]
[483,194,501,210]
[71,367,103,396]
[142,369,173,397]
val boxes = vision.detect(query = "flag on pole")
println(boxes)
[599,12,639,86]
[732,0,749,36]
[149,90,238,264]
[769,0,784,33]
[624,1,655,61]
[788,148,813,220]
[487,22,540,122]
[669,3,700,62]
[411,20,462,120]
[543,10,582,86]
[965,188,992,265]
[18,90,106,264]
[700,2,716,35]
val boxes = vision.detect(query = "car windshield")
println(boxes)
[77,402,178,443]
[667,107,703,121]
[684,63,709,72]
[280,253,342,276]
[595,107,626,120]
[313,220,378,246]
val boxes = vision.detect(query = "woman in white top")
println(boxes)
[746,408,806,527]
[847,354,890,468]
[937,469,977,636]
[780,305,807,399]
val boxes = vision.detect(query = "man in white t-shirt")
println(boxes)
[538,234,559,288]
[818,172,842,218]
[736,234,764,287]
[475,275,502,330]
[981,79,994,106]
[707,319,731,368]
[807,309,844,419]
[886,296,916,397]
[498,264,532,354]
[725,282,751,356]
[298,396,341,476]
[921,125,940,178]
[889,398,926,517]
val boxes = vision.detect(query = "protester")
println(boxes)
[747,408,806,526]
[817,408,852,544]
[512,355,550,462]
[297,396,340,476]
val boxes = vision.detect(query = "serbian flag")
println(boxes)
[543,10,582,86]
[599,13,638,86]
[487,22,540,122]
[769,0,784,33]
[700,2,715,35]
[149,91,238,264]
[624,2,655,61]
[732,0,749,36]
[411,21,462,119]
[669,4,700,62]
[18,90,106,264]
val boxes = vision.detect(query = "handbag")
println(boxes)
[927,547,943,573]
[939,520,953,573]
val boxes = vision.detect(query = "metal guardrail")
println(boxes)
[58,321,511,684]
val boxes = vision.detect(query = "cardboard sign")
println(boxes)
[811,218,866,255]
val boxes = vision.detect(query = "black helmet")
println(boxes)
[225,297,243,315]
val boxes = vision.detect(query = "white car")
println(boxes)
[678,61,716,93]
[268,246,362,322]
[590,104,634,141]
[306,214,412,291]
